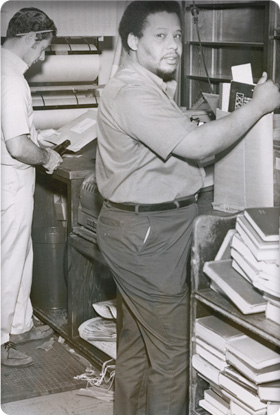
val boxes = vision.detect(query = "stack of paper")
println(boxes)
[78,298,117,360]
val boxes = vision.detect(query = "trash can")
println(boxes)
[31,227,67,310]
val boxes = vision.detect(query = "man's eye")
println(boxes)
[174,34,182,40]
[157,33,166,38]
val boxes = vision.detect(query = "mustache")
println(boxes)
[163,53,180,59]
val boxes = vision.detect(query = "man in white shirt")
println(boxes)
[1,7,62,368]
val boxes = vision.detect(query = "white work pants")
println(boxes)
[1,165,35,344]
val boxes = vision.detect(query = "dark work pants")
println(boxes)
[97,202,198,415]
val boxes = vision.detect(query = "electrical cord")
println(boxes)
[190,1,215,94]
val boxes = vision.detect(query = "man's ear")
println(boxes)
[24,32,37,47]
[127,33,138,51]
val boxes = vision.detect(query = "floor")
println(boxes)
[2,388,113,415]
[1,322,114,415]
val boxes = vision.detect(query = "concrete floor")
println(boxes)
[1,388,113,415]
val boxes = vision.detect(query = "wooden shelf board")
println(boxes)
[186,74,232,83]
[187,41,264,48]
[194,288,280,347]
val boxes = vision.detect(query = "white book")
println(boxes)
[267,402,280,415]
[236,216,279,262]
[192,354,220,386]
[199,398,228,415]
[218,82,231,112]
[223,391,266,414]
[230,398,267,415]
[231,250,280,296]
[195,337,226,361]
[215,229,236,260]
[253,278,280,298]
[264,293,280,306]
[257,380,280,402]
[231,233,280,276]
[226,335,280,370]
[204,388,230,413]
[231,248,259,283]
[226,350,280,383]
[224,365,257,390]
[266,301,280,325]
[196,343,229,371]
[195,315,244,353]
[219,372,267,411]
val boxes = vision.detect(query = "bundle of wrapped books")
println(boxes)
[193,315,280,415]
[203,207,280,321]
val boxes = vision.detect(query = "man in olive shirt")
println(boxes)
[96,2,280,414]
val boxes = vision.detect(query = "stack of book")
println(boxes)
[199,388,230,415]
[232,207,280,324]
[193,316,244,383]
[203,207,280,320]
[192,316,280,415]
[193,315,243,414]
[222,335,280,414]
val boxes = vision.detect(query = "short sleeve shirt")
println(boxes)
[1,47,39,169]
[96,58,204,204]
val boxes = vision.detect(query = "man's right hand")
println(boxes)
[42,147,63,174]
[252,72,280,115]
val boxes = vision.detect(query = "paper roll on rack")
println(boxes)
[26,43,100,84]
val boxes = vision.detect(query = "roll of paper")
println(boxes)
[26,53,100,83]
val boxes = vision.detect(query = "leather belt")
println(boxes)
[105,194,198,213]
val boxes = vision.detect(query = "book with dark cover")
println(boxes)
[244,207,280,242]
[203,260,267,314]
[228,81,255,112]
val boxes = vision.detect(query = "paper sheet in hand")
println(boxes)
[46,110,97,152]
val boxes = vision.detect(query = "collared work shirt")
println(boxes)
[96,58,204,204]
[1,47,39,169]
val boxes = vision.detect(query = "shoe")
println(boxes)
[1,342,33,368]
[10,325,53,345]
